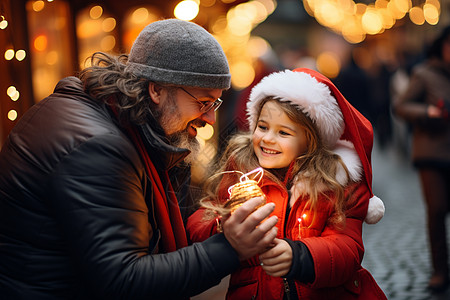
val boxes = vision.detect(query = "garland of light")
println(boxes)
[302,0,441,43]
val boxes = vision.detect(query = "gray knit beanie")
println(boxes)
[126,19,231,89]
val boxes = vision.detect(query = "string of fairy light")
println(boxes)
[303,0,441,44]
[1,1,21,122]
[0,0,442,124]
[0,2,57,122]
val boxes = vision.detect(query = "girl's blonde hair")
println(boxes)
[201,97,352,228]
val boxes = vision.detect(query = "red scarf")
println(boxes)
[126,126,188,252]
[110,104,188,252]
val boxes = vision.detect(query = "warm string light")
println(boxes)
[211,0,276,89]
[225,167,266,215]
[298,213,307,238]
[303,0,441,44]
[0,1,38,123]
[0,15,8,29]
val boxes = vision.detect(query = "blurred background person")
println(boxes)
[392,25,450,293]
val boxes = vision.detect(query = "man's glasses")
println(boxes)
[179,87,223,113]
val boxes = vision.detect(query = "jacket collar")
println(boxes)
[138,120,190,171]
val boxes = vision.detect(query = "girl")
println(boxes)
[187,68,386,299]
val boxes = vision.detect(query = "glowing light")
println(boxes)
[362,9,383,34]
[227,15,252,36]
[230,61,255,90]
[7,86,17,97]
[258,0,276,14]
[424,3,440,25]
[4,49,14,60]
[247,36,270,58]
[33,1,45,12]
[8,110,18,121]
[15,50,26,61]
[427,0,441,11]
[100,35,116,51]
[316,52,341,79]
[10,90,20,101]
[131,8,149,24]
[409,6,425,25]
[342,21,366,44]
[174,0,199,21]
[393,0,412,13]
[302,0,435,43]
[197,124,214,140]
[317,2,343,27]
[46,51,59,65]
[354,3,367,15]
[34,35,48,51]
[77,19,103,39]
[0,19,8,29]
[90,5,103,20]
[375,0,389,8]
[102,17,116,32]
[211,17,227,34]
[202,0,216,7]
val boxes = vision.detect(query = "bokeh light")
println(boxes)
[34,35,48,51]
[174,0,199,21]
[15,50,26,61]
[4,49,14,60]
[8,110,18,121]
[90,5,103,20]
[303,0,441,43]
[316,51,341,78]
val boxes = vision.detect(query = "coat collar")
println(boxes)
[138,121,190,171]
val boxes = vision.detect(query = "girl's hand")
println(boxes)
[259,238,293,277]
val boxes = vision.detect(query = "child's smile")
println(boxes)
[252,101,308,169]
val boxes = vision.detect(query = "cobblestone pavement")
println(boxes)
[193,138,450,300]
[362,139,450,300]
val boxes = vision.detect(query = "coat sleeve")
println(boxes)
[392,65,429,124]
[300,184,369,288]
[186,170,237,243]
[187,207,219,243]
[49,134,239,299]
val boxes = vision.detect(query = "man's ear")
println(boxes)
[148,82,162,104]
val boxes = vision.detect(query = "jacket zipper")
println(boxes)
[283,278,291,300]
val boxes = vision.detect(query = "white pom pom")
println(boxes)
[365,196,385,224]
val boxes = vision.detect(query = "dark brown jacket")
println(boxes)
[393,59,450,167]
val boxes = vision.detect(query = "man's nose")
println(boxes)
[201,108,216,125]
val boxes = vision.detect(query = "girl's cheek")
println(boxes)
[252,133,261,147]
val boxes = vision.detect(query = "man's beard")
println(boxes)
[167,130,201,165]
[157,91,202,165]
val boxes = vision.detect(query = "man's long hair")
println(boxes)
[79,52,153,125]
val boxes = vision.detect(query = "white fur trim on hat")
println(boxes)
[247,70,344,148]
[365,196,385,224]
[333,140,363,185]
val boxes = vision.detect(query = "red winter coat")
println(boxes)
[187,164,386,299]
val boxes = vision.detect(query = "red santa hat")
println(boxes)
[247,68,385,224]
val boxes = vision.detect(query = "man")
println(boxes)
[0,19,278,299]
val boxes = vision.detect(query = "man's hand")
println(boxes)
[222,197,278,261]
[259,238,293,277]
